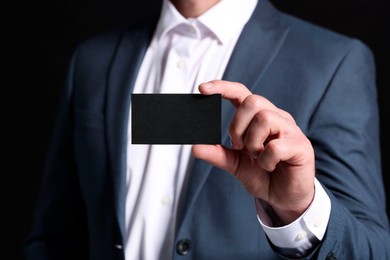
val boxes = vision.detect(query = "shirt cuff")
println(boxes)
[256,178,331,257]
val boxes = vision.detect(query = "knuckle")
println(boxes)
[279,109,295,123]
[265,140,281,156]
[253,111,271,125]
[243,94,262,109]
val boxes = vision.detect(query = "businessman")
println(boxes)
[25,0,390,259]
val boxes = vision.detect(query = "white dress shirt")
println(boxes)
[124,0,331,259]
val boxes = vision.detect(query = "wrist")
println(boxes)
[261,188,315,226]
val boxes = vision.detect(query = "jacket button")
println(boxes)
[326,252,337,260]
[176,239,191,255]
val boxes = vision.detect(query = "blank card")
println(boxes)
[131,94,221,144]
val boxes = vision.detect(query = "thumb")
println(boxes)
[191,144,238,174]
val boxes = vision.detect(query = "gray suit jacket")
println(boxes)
[25,0,390,259]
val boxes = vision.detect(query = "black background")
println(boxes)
[16,0,389,258]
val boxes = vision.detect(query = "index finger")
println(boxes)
[199,80,296,123]
[198,80,252,108]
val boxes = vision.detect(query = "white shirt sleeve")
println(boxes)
[256,179,331,258]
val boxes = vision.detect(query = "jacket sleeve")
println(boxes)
[23,48,89,260]
[307,40,390,259]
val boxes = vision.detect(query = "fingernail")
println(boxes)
[201,82,213,89]
[230,138,241,150]
[229,134,235,149]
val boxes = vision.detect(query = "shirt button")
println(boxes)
[296,231,307,241]
[313,217,322,227]
[114,244,123,250]
[161,196,171,205]
[176,239,191,255]
[176,59,186,69]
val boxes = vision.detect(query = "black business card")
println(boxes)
[132,94,221,144]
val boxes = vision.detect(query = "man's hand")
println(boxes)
[192,80,316,225]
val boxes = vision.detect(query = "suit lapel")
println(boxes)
[104,0,290,238]
[105,21,157,238]
[221,0,290,144]
[180,0,290,221]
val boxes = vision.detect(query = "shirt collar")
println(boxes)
[155,0,258,44]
